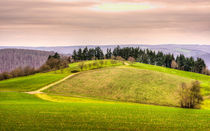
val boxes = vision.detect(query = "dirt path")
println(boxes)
[124,62,130,65]
[26,63,128,95]
[26,73,78,94]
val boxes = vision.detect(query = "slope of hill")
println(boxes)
[0,49,54,73]
[46,66,193,107]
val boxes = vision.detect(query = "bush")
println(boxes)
[10,67,24,77]
[104,61,108,65]
[93,61,99,68]
[111,56,116,60]
[39,64,51,73]
[23,66,36,76]
[71,69,80,73]
[78,62,85,70]
[83,64,87,70]
[88,63,92,69]
[0,72,12,80]
[99,60,104,67]
[111,60,117,65]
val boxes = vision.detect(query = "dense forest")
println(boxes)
[0,49,54,73]
[72,46,208,75]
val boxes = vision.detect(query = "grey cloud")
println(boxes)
[0,0,210,45]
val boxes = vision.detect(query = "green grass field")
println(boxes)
[0,60,210,130]
[0,92,210,131]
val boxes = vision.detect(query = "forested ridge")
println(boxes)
[0,49,54,73]
[72,46,208,75]
[0,46,208,81]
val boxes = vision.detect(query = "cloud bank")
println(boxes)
[0,0,210,46]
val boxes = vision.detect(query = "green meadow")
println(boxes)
[0,92,210,131]
[46,66,192,107]
[0,60,210,130]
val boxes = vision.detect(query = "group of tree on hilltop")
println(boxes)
[72,46,208,75]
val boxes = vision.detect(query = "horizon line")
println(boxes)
[0,43,210,48]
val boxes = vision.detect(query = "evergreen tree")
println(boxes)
[72,50,78,61]
[113,45,120,57]
[195,58,206,73]
[77,48,83,60]
[53,52,60,59]
[83,47,88,60]
[105,48,112,59]
[70,46,208,75]
[95,47,104,60]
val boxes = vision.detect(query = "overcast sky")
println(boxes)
[0,0,210,46]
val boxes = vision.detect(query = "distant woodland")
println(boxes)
[0,49,54,73]
[0,52,69,80]
[0,46,209,81]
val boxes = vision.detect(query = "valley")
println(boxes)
[0,60,209,130]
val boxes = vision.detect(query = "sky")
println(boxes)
[0,0,210,46]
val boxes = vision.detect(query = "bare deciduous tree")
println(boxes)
[128,57,136,64]
[171,60,178,69]
[116,56,125,61]
[179,81,203,108]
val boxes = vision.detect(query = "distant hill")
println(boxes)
[0,49,54,73]
[0,44,210,68]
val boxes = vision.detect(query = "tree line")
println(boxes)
[0,53,69,81]
[72,46,209,75]
[0,46,208,81]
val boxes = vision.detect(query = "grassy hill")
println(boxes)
[0,60,210,130]
[46,66,193,107]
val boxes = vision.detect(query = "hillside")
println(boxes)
[0,49,54,73]
[46,66,193,107]
[0,60,122,92]
[0,60,210,130]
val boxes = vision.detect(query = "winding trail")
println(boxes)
[26,73,78,94]
[26,63,129,94]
